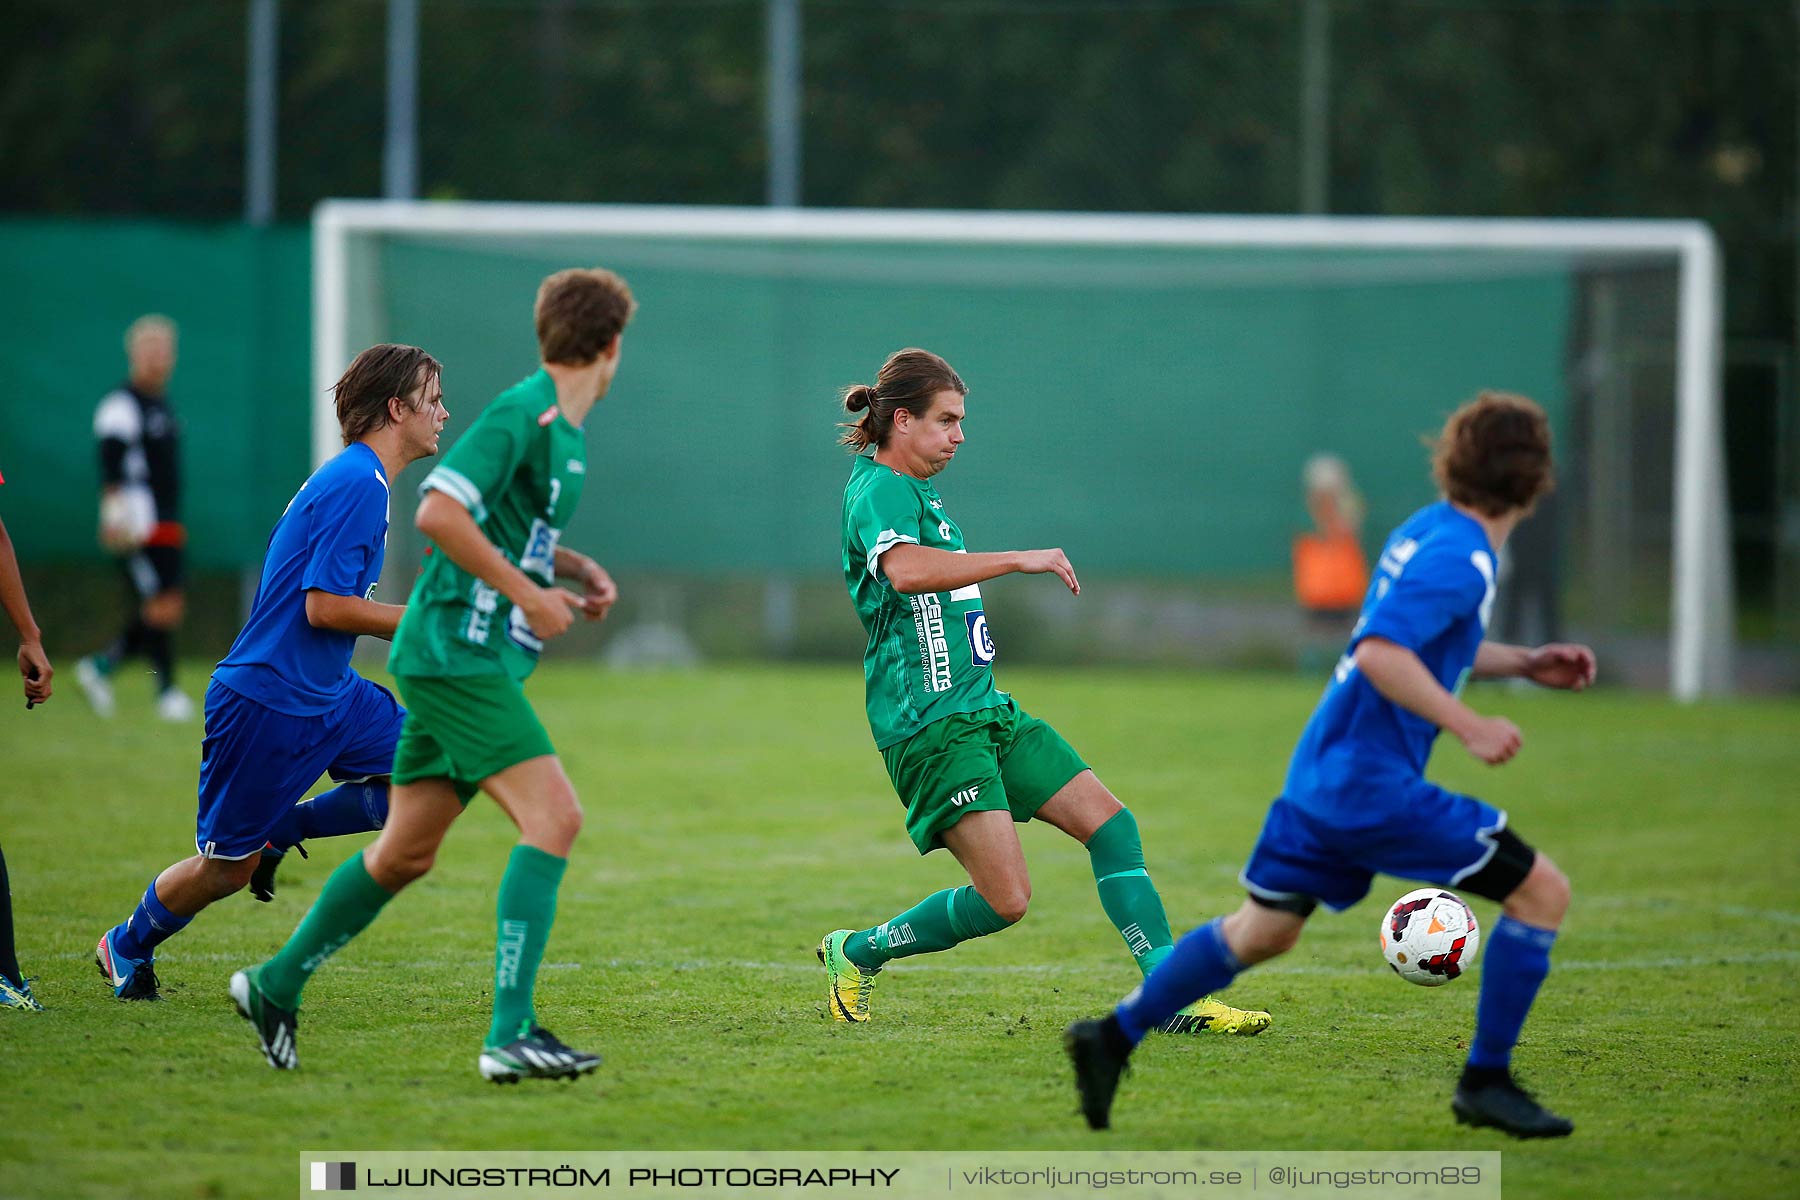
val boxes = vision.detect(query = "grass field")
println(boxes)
[3,664,1797,1199]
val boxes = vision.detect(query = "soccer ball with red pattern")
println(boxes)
[1380,888,1479,987]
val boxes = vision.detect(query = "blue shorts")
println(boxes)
[1239,783,1510,913]
[194,675,406,860]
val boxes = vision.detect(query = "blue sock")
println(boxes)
[1467,915,1557,1070]
[1114,917,1242,1044]
[113,878,192,961]
[264,780,389,851]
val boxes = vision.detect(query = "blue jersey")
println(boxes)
[213,443,391,716]
[1282,501,1497,812]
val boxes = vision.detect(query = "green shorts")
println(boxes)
[391,672,556,804]
[881,699,1089,855]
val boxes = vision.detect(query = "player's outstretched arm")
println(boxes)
[1354,637,1520,765]
[552,545,618,622]
[880,544,1079,596]
[0,516,51,705]
[1474,640,1596,691]
[303,590,407,639]
[415,491,583,640]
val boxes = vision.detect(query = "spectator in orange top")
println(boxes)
[1293,453,1370,652]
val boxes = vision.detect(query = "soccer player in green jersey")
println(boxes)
[820,348,1271,1037]
[231,268,636,1083]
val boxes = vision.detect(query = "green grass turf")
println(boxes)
[2,664,1796,1198]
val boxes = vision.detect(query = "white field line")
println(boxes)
[1580,896,1800,924]
[1703,905,1800,926]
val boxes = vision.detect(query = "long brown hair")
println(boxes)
[839,348,966,451]
[334,343,442,446]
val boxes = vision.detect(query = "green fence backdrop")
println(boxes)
[0,216,1582,669]
[348,229,1573,582]
[0,219,311,569]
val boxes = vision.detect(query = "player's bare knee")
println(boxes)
[206,856,258,898]
[402,844,439,882]
[1505,854,1570,928]
[1543,857,1571,912]
[1081,786,1123,830]
[982,880,1030,924]
[370,841,435,887]
[392,854,435,887]
[1225,902,1303,963]
[1543,860,1573,917]
[1242,922,1300,963]
[530,795,582,853]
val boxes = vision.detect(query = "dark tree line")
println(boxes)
[2,0,1792,339]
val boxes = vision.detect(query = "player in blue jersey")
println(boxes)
[94,344,449,1000]
[1067,392,1596,1138]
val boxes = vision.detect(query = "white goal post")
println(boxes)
[313,201,1732,700]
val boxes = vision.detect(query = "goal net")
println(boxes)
[314,203,1731,698]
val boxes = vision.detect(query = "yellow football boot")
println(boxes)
[1158,996,1272,1036]
[816,929,879,1023]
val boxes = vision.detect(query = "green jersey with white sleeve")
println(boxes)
[389,369,586,680]
[842,451,1005,749]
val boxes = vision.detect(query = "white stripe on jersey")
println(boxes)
[421,466,486,522]
[1470,550,1497,631]
[867,529,919,579]
[94,390,142,441]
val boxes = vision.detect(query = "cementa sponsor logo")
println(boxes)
[910,594,952,693]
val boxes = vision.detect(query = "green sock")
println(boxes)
[258,850,395,1010]
[844,885,1013,972]
[486,844,567,1047]
[1086,808,1175,977]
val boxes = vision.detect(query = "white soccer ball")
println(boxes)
[1380,887,1480,987]
[100,485,155,550]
